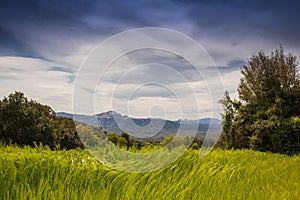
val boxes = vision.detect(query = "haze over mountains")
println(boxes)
[57,111,221,141]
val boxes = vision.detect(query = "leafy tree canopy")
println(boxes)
[219,47,300,155]
[0,92,83,149]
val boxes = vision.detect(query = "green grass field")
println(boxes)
[0,145,299,200]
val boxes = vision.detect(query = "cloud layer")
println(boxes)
[0,0,299,119]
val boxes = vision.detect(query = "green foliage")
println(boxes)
[0,92,83,149]
[218,91,240,148]
[161,135,174,146]
[219,47,300,155]
[121,131,131,150]
[52,117,84,150]
[107,132,127,149]
[0,92,54,147]
[0,145,299,199]
[160,135,198,151]
[75,122,163,151]
[75,123,105,147]
[190,142,200,150]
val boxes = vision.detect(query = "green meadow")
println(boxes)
[0,145,299,200]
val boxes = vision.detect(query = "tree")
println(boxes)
[0,91,83,149]
[107,132,127,149]
[238,47,299,117]
[52,116,84,150]
[218,91,240,148]
[121,131,131,150]
[0,92,55,147]
[219,47,300,155]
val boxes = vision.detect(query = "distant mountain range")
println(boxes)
[57,111,221,141]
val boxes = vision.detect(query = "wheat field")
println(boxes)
[0,144,299,199]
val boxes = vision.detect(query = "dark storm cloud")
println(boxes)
[1,0,300,58]
[0,0,85,57]
[0,0,183,58]
[182,0,300,47]
[0,28,39,57]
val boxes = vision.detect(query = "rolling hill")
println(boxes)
[57,111,221,141]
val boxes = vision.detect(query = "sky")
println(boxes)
[1,0,300,120]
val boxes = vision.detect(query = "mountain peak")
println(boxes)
[96,110,122,118]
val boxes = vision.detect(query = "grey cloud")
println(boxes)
[0,75,19,80]
[112,82,191,100]
[217,60,246,74]
[0,0,183,58]
[101,49,243,86]
[1,0,299,119]
[2,0,300,61]
[0,28,40,58]
[100,49,205,84]
[67,75,76,84]
[48,67,75,73]
[183,0,300,48]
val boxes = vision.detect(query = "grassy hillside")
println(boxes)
[0,145,299,199]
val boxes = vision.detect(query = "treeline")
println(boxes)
[0,92,203,150]
[218,47,300,155]
[0,92,83,149]
[76,122,203,151]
